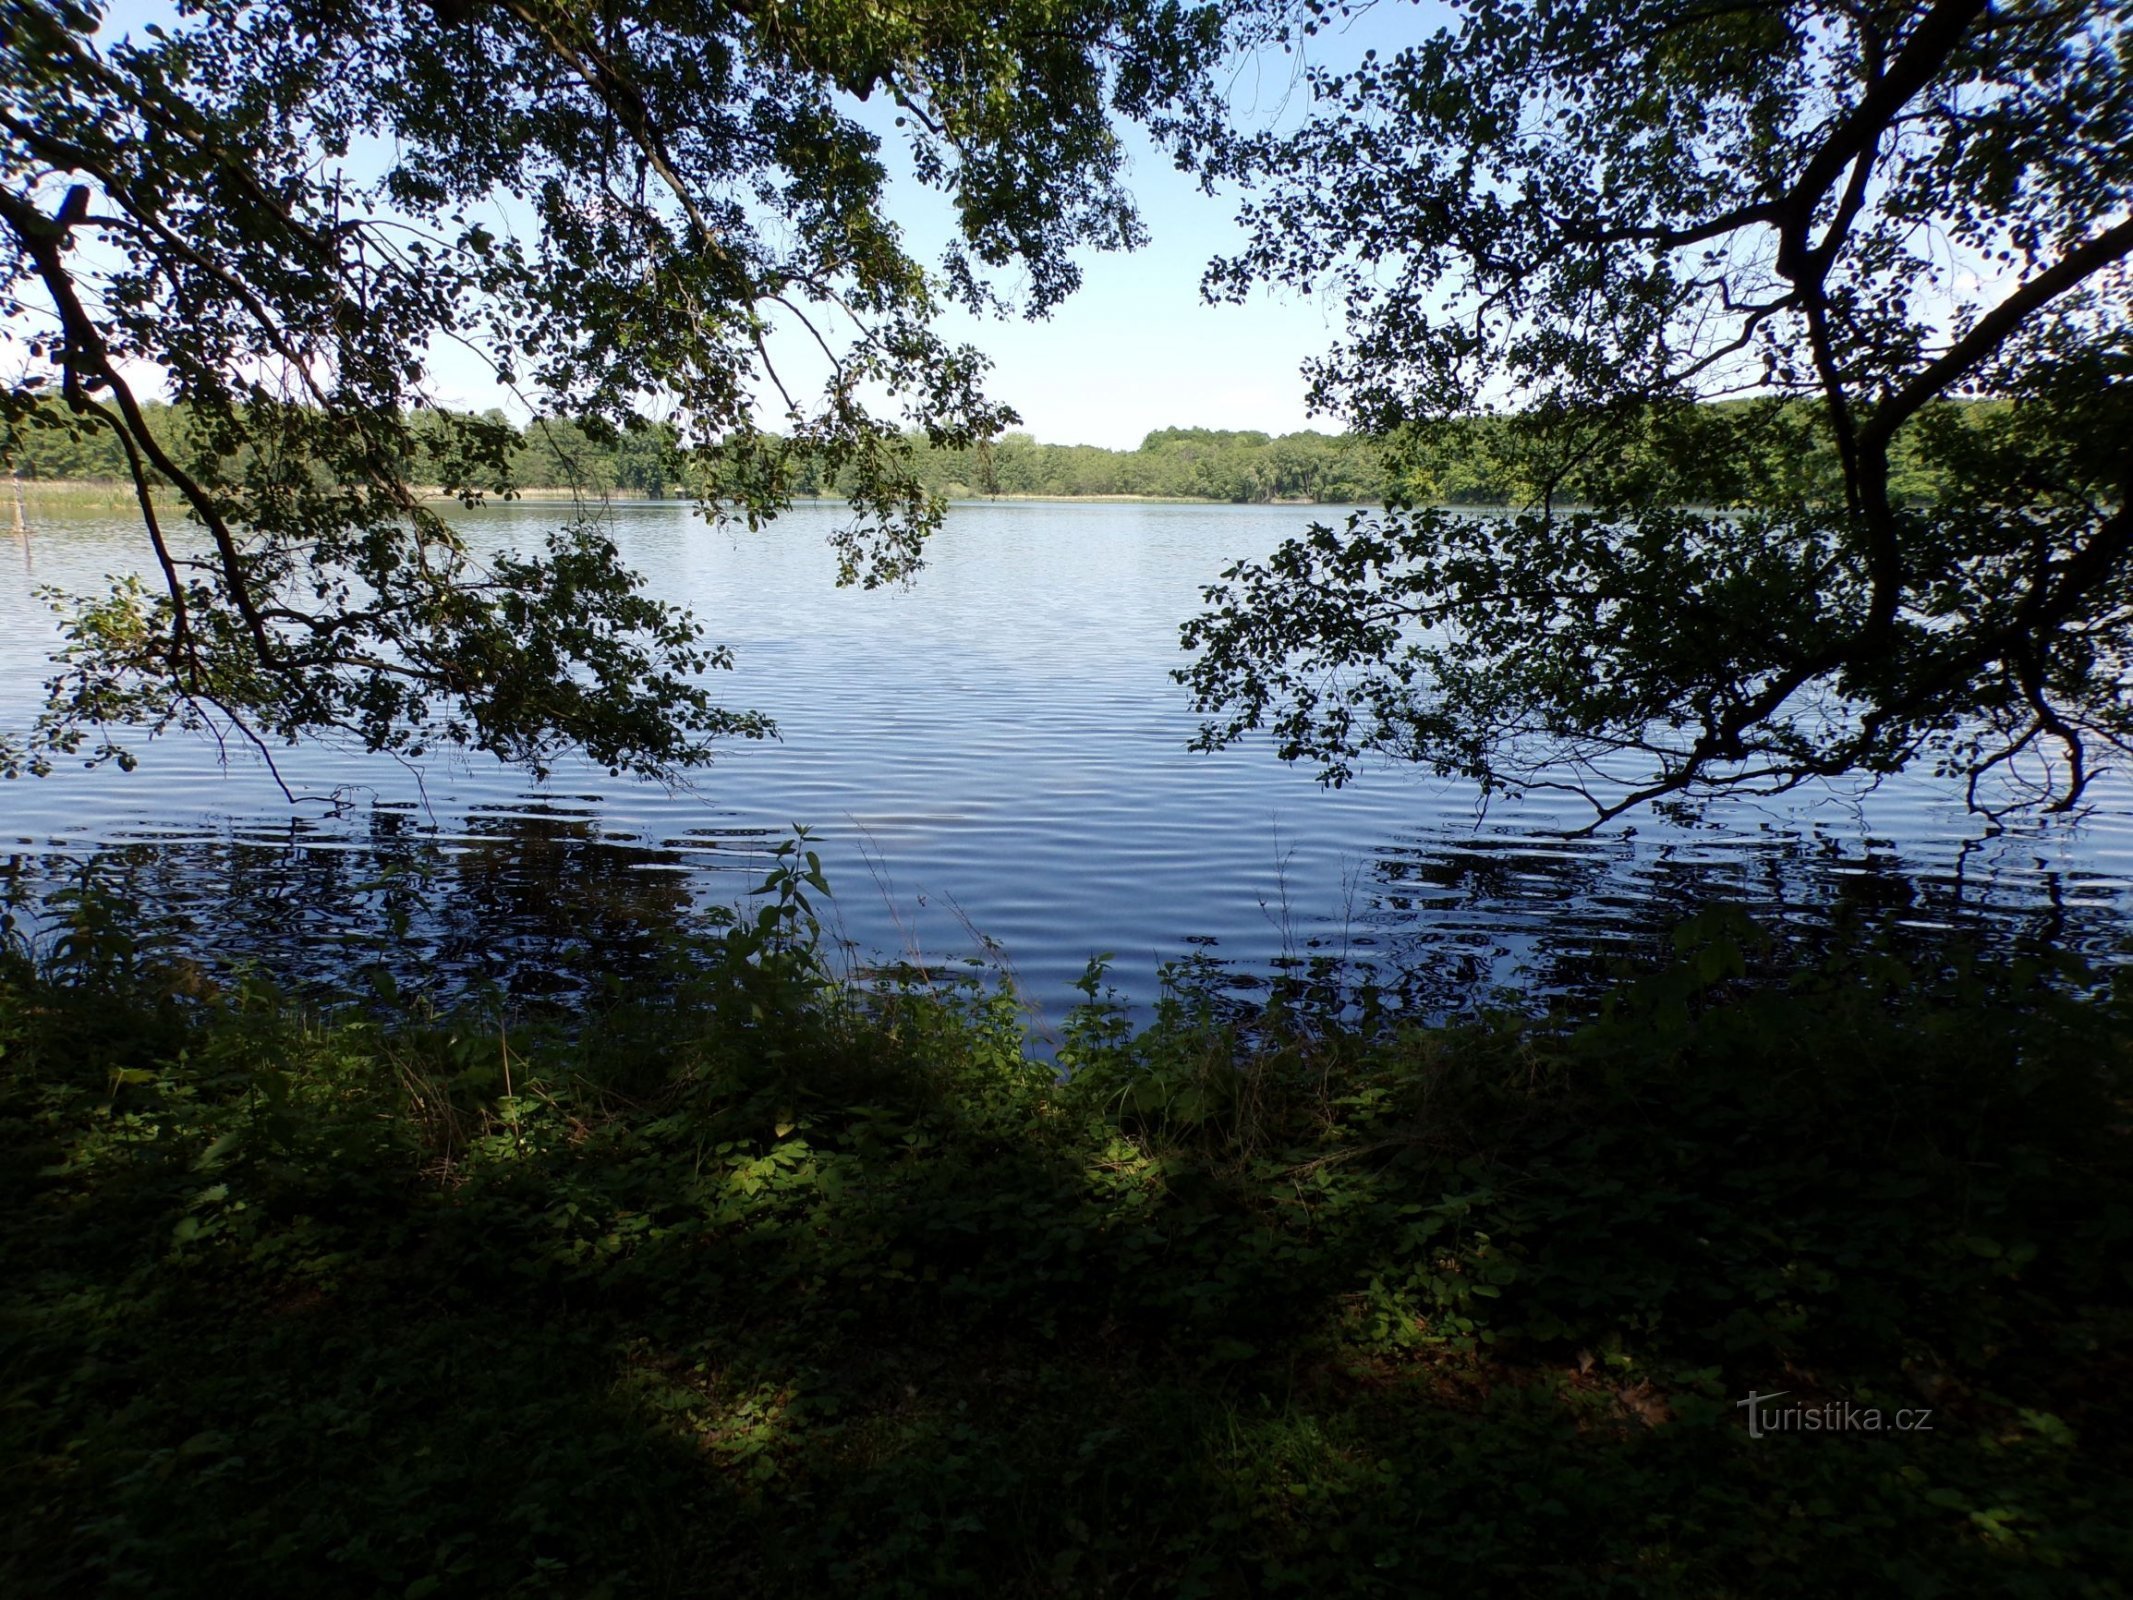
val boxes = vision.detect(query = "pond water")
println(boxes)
[4,496,2132,1024]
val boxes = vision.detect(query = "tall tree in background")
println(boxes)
[1,0,1222,779]
[1186,0,2133,823]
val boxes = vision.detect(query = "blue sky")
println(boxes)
[887,130,1351,452]
[896,4,1457,448]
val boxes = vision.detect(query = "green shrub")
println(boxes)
[2,879,2128,1596]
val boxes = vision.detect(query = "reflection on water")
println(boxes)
[2,804,725,1004]
[4,498,2133,1019]
[6,798,2128,1029]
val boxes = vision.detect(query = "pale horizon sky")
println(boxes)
[912,133,1355,452]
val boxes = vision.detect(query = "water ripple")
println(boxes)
[5,498,2133,1016]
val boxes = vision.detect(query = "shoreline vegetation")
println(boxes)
[2,860,2128,1597]
[4,479,1263,508]
[5,397,1964,512]
[1,417,1394,506]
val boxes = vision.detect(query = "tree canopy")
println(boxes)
[1184,0,2133,823]
[1,0,1221,780]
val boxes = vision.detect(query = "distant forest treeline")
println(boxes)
[0,402,690,499]
[3,398,1965,507]
[897,427,1387,502]
[0,402,1390,503]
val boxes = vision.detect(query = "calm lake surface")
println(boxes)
[5,497,2133,1023]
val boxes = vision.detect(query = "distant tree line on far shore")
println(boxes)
[4,398,1969,509]
[0,402,690,499]
[0,402,1389,503]
[889,426,1385,502]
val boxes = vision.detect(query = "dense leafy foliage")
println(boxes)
[1187,0,2133,823]
[2,870,2129,1595]
[0,0,1222,779]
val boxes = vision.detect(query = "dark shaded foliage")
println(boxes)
[3,874,2128,1596]
[1188,0,2133,823]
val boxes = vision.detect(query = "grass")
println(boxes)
[1,869,2128,1597]
[7,478,171,514]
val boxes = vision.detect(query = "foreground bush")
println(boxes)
[2,885,2128,1596]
